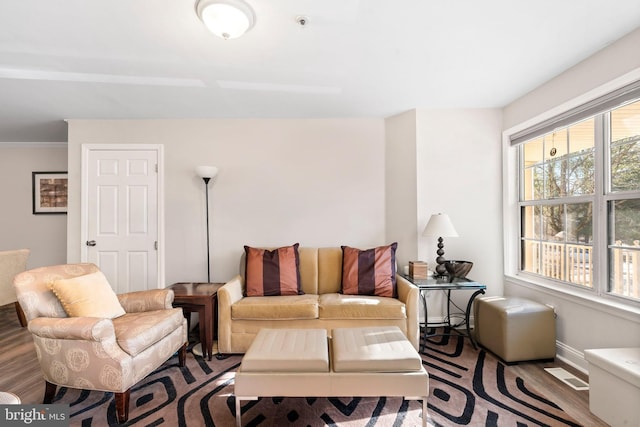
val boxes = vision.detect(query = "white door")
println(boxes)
[81,145,163,293]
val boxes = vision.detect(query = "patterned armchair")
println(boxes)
[13,263,188,423]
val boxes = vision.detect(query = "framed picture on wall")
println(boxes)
[32,171,68,214]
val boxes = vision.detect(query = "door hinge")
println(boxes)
[154,241,158,250]
[155,164,158,173]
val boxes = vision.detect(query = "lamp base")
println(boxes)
[192,342,204,357]
[434,268,449,279]
[192,341,228,360]
[434,264,448,277]
[192,341,218,358]
[434,237,448,277]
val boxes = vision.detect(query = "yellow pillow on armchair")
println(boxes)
[51,271,126,318]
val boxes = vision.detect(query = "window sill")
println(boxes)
[504,273,640,324]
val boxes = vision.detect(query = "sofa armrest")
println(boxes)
[217,275,244,353]
[118,289,174,312]
[397,274,420,351]
[29,316,115,341]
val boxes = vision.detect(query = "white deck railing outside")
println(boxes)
[524,240,639,299]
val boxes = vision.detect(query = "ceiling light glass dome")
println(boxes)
[196,0,256,40]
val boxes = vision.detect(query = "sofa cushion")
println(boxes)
[232,294,319,320]
[245,243,302,296]
[50,271,126,319]
[341,243,397,297]
[112,308,184,356]
[318,293,406,320]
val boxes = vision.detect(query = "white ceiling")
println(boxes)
[1,0,639,142]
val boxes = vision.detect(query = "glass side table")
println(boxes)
[401,274,486,351]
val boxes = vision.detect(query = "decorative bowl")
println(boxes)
[444,260,473,280]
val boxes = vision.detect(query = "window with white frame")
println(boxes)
[513,83,640,303]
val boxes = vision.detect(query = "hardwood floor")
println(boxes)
[507,358,608,427]
[0,303,44,404]
[0,303,607,426]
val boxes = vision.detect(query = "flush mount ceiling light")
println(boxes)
[196,0,256,40]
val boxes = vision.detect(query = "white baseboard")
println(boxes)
[556,340,588,374]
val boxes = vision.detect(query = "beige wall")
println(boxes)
[385,108,504,289]
[0,144,68,269]
[415,109,503,293]
[502,27,640,370]
[385,110,419,267]
[67,118,386,285]
[385,108,503,322]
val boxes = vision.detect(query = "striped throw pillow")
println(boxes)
[341,243,398,297]
[244,243,303,296]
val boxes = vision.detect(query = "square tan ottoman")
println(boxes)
[234,327,429,427]
[474,296,556,363]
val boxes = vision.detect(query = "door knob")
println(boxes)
[86,240,97,247]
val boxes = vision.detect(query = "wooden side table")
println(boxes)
[167,282,223,361]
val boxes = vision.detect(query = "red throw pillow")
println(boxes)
[244,243,303,296]
[341,243,398,297]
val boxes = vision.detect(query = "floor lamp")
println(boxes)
[423,213,458,277]
[196,166,218,283]
[193,166,219,359]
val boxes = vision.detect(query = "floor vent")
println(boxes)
[544,367,589,390]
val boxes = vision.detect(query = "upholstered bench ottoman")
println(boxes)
[234,327,429,427]
[584,347,640,427]
[473,296,556,363]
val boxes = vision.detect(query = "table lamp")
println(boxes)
[422,213,458,277]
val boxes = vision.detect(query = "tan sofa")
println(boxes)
[217,247,420,354]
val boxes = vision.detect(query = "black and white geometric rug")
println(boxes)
[53,332,581,426]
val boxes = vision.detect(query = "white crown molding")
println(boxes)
[0,141,67,148]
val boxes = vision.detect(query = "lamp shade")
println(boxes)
[422,213,459,238]
[196,166,219,180]
[196,0,255,40]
